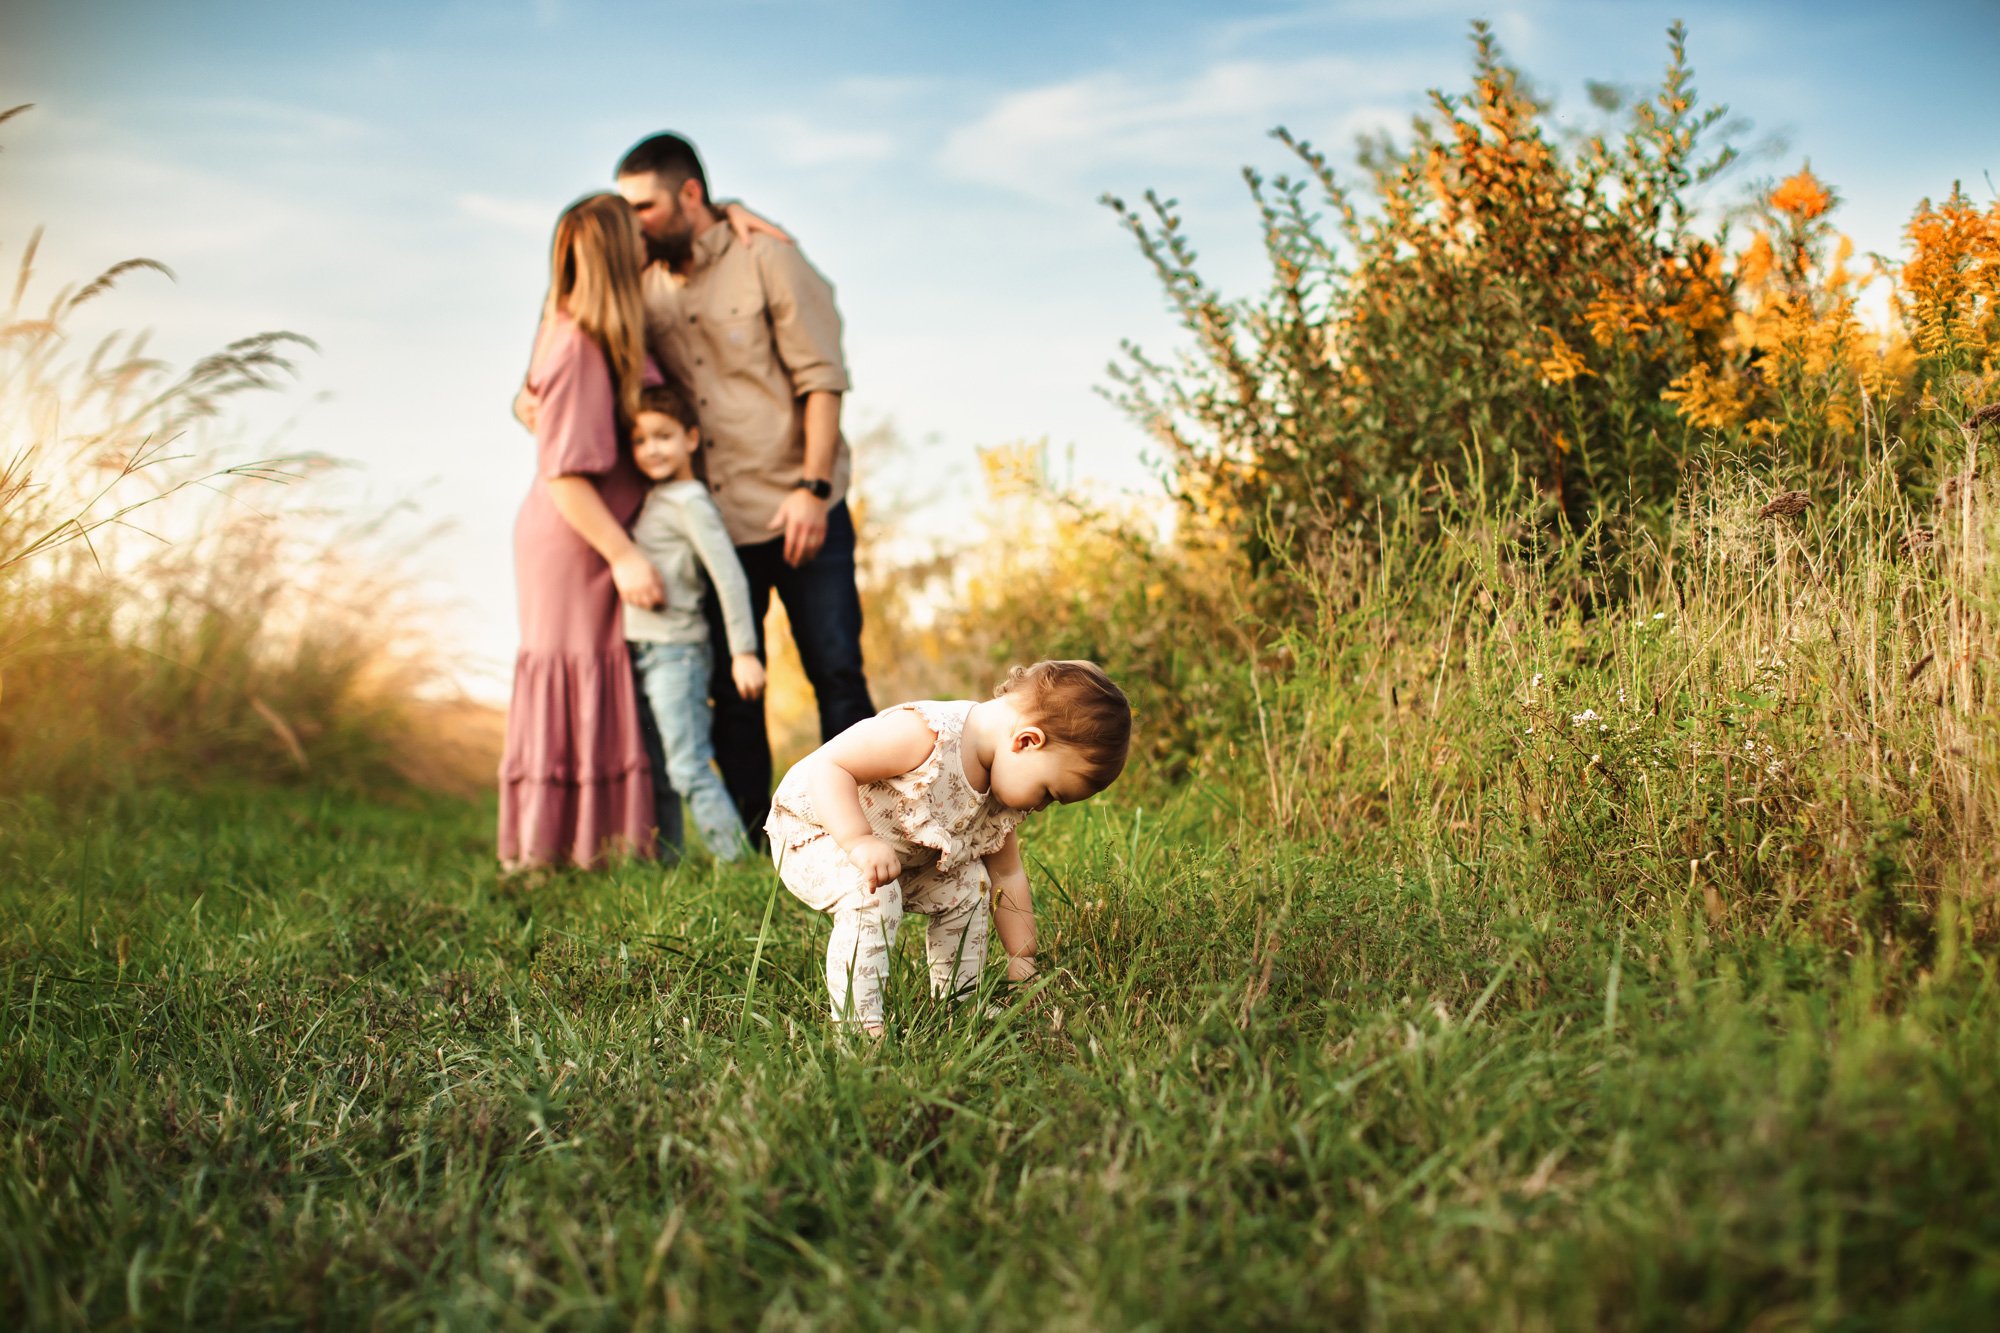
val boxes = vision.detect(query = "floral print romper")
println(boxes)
[766,700,1027,1026]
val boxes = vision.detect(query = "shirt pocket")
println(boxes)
[708,311,773,371]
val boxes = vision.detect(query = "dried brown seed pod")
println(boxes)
[1757,489,1810,520]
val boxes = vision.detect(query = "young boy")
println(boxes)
[625,382,766,861]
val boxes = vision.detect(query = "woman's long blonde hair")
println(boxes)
[542,192,648,432]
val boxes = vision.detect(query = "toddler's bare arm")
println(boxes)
[983,829,1037,981]
[798,709,935,889]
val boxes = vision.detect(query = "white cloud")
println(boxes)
[177,96,373,148]
[940,53,1437,204]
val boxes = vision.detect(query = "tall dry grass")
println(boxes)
[1,106,481,801]
[920,415,1996,946]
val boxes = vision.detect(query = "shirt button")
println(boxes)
[688,315,698,324]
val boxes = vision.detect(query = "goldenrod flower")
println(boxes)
[1586,288,1655,348]
[1662,246,1731,335]
[1662,362,1748,430]
[1900,188,2000,367]
[1536,328,1593,386]
[1770,168,1832,221]
[1737,231,1775,289]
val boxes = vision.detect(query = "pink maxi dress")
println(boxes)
[498,313,656,867]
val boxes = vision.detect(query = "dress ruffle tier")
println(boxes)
[498,647,655,869]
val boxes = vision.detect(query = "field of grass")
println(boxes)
[5,782,1997,1329]
[7,33,1998,1329]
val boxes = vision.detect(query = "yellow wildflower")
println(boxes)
[1823,234,1856,294]
[1662,362,1748,431]
[978,441,1046,500]
[1585,288,1655,348]
[1770,168,1832,221]
[1900,188,2000,367]
[1662,245,1731,335]
[1536,328,1593,386]
[1737,231,1775,289]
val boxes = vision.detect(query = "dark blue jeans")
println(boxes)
[701,499,875,842]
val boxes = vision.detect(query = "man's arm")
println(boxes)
[983,829,1037,983]
[768,389,841,566]
[754,238,851,567]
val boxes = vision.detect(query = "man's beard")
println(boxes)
[644,201,695,267]
[646,229,693,267]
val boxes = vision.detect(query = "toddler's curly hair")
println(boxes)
[995,660,1131,790]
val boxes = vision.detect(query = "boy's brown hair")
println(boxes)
[636,380,699,433]
[995,659,1131,790]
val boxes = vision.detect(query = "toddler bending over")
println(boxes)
[767,660,1131,1032]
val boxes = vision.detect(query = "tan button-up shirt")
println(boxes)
[642,226,851,546]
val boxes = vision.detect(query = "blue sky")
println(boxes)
[5,0,1996,693]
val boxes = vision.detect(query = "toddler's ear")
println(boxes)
[1013,725,1047,753]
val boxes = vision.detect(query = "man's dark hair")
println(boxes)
[637,380,699,433]
[616,134,708,199]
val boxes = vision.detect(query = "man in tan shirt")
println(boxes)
[615,132,874,842]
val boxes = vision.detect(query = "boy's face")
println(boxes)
[633,410,699,481]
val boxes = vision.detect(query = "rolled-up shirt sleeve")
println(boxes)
[533,322,619,479]
[755,240,851,397]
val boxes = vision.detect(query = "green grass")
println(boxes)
[4,783,1997,1330]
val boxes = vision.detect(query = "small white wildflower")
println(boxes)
[1653,611,1666,621]
[1530,672,1544,690]
[1571,708,1600,727]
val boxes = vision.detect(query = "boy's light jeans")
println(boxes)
[630,640,749,862]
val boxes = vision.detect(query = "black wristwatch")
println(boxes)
[794,477,832,500]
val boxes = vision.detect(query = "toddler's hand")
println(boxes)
[1005,954,1038,984]
[731,653,767,700]
[845,836,900,892]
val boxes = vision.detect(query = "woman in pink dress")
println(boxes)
[499,193,665,869]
